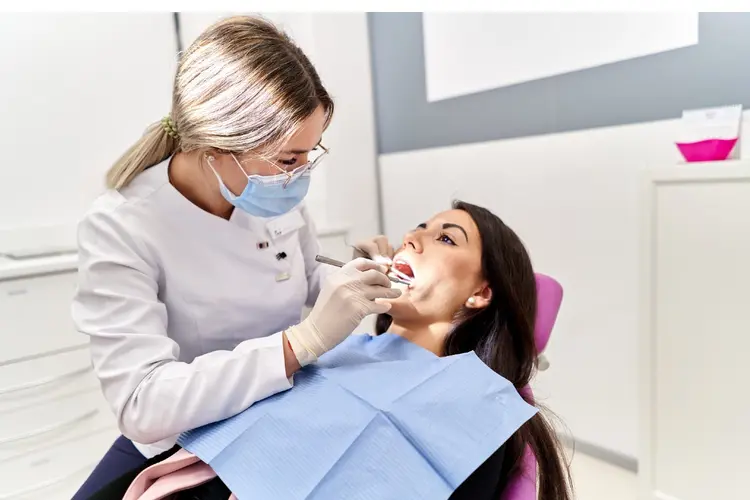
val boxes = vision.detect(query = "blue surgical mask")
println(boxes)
[207,153,313,218]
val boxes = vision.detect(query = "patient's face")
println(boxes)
[387,209,486,323]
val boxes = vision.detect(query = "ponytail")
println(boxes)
[105,120,179,190]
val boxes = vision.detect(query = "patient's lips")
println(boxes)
[392,259,414,279]
[389,257,415,289]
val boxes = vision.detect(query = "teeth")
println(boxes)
[390,268,413,283]
[391,256,415,282]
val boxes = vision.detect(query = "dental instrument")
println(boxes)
[315,255,412,286]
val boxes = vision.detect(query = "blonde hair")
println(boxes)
[106,16,334,190]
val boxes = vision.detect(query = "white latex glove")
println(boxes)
[286,258,401,366]
[352,235,396,265]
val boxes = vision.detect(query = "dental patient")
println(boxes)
[89,201,572,500]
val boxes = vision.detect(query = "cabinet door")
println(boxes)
[0,272,84,363]
[641,172,750,500]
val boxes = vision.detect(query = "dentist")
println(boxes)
[71,16,399,499]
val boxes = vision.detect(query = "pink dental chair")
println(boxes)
[500,273,563,500]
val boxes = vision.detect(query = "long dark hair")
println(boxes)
[376,200,573,500]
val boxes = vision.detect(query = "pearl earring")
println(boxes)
[467,297,476,307]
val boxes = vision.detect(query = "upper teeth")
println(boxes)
[390,260,413,282]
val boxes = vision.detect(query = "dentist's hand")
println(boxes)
[352,235,396,266]
[285,258,401,367]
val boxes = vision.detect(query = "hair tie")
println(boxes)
[161,116,179,139]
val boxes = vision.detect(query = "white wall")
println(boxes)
[0,13,176,255]
[304,14,381,241]
[422,13,698,102]
[178,12,380,240]
[378,111,750,459]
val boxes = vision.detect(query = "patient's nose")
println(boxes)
[402,232,423,253]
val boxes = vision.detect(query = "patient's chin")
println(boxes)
[383,294,408,311]
[383,293,416,319]
[383,280,409,306]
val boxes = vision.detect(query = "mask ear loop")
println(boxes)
[205,153,240,201]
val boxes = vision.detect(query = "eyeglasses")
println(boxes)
[264,143,330,188]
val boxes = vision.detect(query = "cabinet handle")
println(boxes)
[0,365,90,396]
[0,462,96,499]
[0,408,99,445]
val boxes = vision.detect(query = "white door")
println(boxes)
[640,165,750,500]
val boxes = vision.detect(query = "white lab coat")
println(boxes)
[72,159,332,458]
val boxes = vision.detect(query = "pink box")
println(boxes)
[675,138,738,162]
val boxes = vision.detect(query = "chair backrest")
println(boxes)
[500,273,563,500]
[533,273,563,353]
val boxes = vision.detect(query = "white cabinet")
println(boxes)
[639,162,750,500]
[0,349,99,420]
[0,273,85,363]
[0,267,119,500]
[0,428,120,500]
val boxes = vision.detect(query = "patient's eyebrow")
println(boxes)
[415,222,468,242]
[443,223,468,242]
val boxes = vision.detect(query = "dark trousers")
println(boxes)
[72,435,147,500]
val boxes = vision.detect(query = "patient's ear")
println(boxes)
[466,283,492,309]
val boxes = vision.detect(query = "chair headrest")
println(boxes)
[534,273,563,353]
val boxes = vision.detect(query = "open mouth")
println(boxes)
[390,257,415,283]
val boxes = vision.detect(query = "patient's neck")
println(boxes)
[387,319,453,356]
